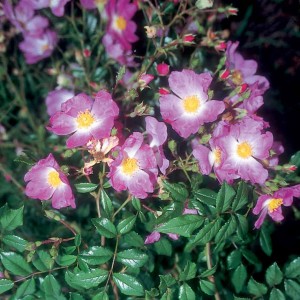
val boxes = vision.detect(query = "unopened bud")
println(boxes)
[220,69,230,80]
[183,34,195,44]
[158,87,170,95]
[156,63,170,76]
[83,48,91,58]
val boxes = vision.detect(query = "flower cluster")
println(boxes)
[3,0,70,63]
[19,2,298,235]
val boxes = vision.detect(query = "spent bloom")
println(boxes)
[24,153,75,209]
[45,88,74,116]
[159,69,225,138]
[47,91,119,148]
[108,132,158,199]
[19,29,58,64]
[253,185,300,228]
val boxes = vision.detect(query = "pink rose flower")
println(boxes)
[47,91,119,148]
[159,69,225,138]
[19,29,58,64]
[45,88,74,116]
[105,0,138,50]
[218,117,273,185]
[24,0,70,17]
[108,132,158,199]
[24,153,75,209]
[253,185,300,228]
[3,0,49,35]
[225,41,269,94]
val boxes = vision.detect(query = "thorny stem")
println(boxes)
[205,242,221,300]
[59,219,77,236]
[13,266,67,283]
[105,235,120,293]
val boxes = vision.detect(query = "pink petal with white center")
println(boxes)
[52,183,76,209]
[134,145,157,170]
[61,94,93,117]
[160,94,184,123]
[90,120,114,140]
[253,194,270,215]
[126,170,154,199]
[254,208,268,229]
[233,53,257,77]
[47,112,77,135]
[154,147,169,175]
[123,132,144,158]
[24,154,59,182]
[168,70,212,99]
[145,116,167,147]
[46,88,74,116]
[25,179,55,200]
[192,143,212,175]
[66,130,91,148]
[195,100,225,123]
[237,158,268,185]
[93,90,119,118]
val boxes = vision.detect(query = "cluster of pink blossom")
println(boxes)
[3,0,70,63]
[23,35,300,232]
[80,0,138,65]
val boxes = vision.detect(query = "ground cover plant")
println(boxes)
[0,0,300,299]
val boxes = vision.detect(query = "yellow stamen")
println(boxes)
[213,147,222,165]
[231,70,243,85]
[115,16,127,31]
[268,198,283,213]
[237,141,252,159]
[183,95,200,113]
[76,110,95,129]
[122,158,138,175]
[47,170,62,188]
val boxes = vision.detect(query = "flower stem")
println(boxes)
[205,242,221,300]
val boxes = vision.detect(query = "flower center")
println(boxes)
[76,110,95,129]
[237,141,252,159]
[122,158,138,175]
[231,70,243,85]
[183,95,200,113]
[213,147,222,165]
[47,170,62,188]
[268,198,283,213]
[115,16,127,31]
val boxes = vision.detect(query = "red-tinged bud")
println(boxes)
[156,63,170,76]
[215,41,227,51]
[183,34,195,43]
[138,73,155,89]
[227,6,238,16]
[289,165,297,171]
[89,82,99,90]
[220,69,230,80]
[83,48,91,58]
[239,83,248,94]
[158,87,170,95]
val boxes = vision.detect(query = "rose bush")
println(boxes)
[1,0,300,299]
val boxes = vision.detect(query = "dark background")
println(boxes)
[223,0,300,160]
[222,0,300,266]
